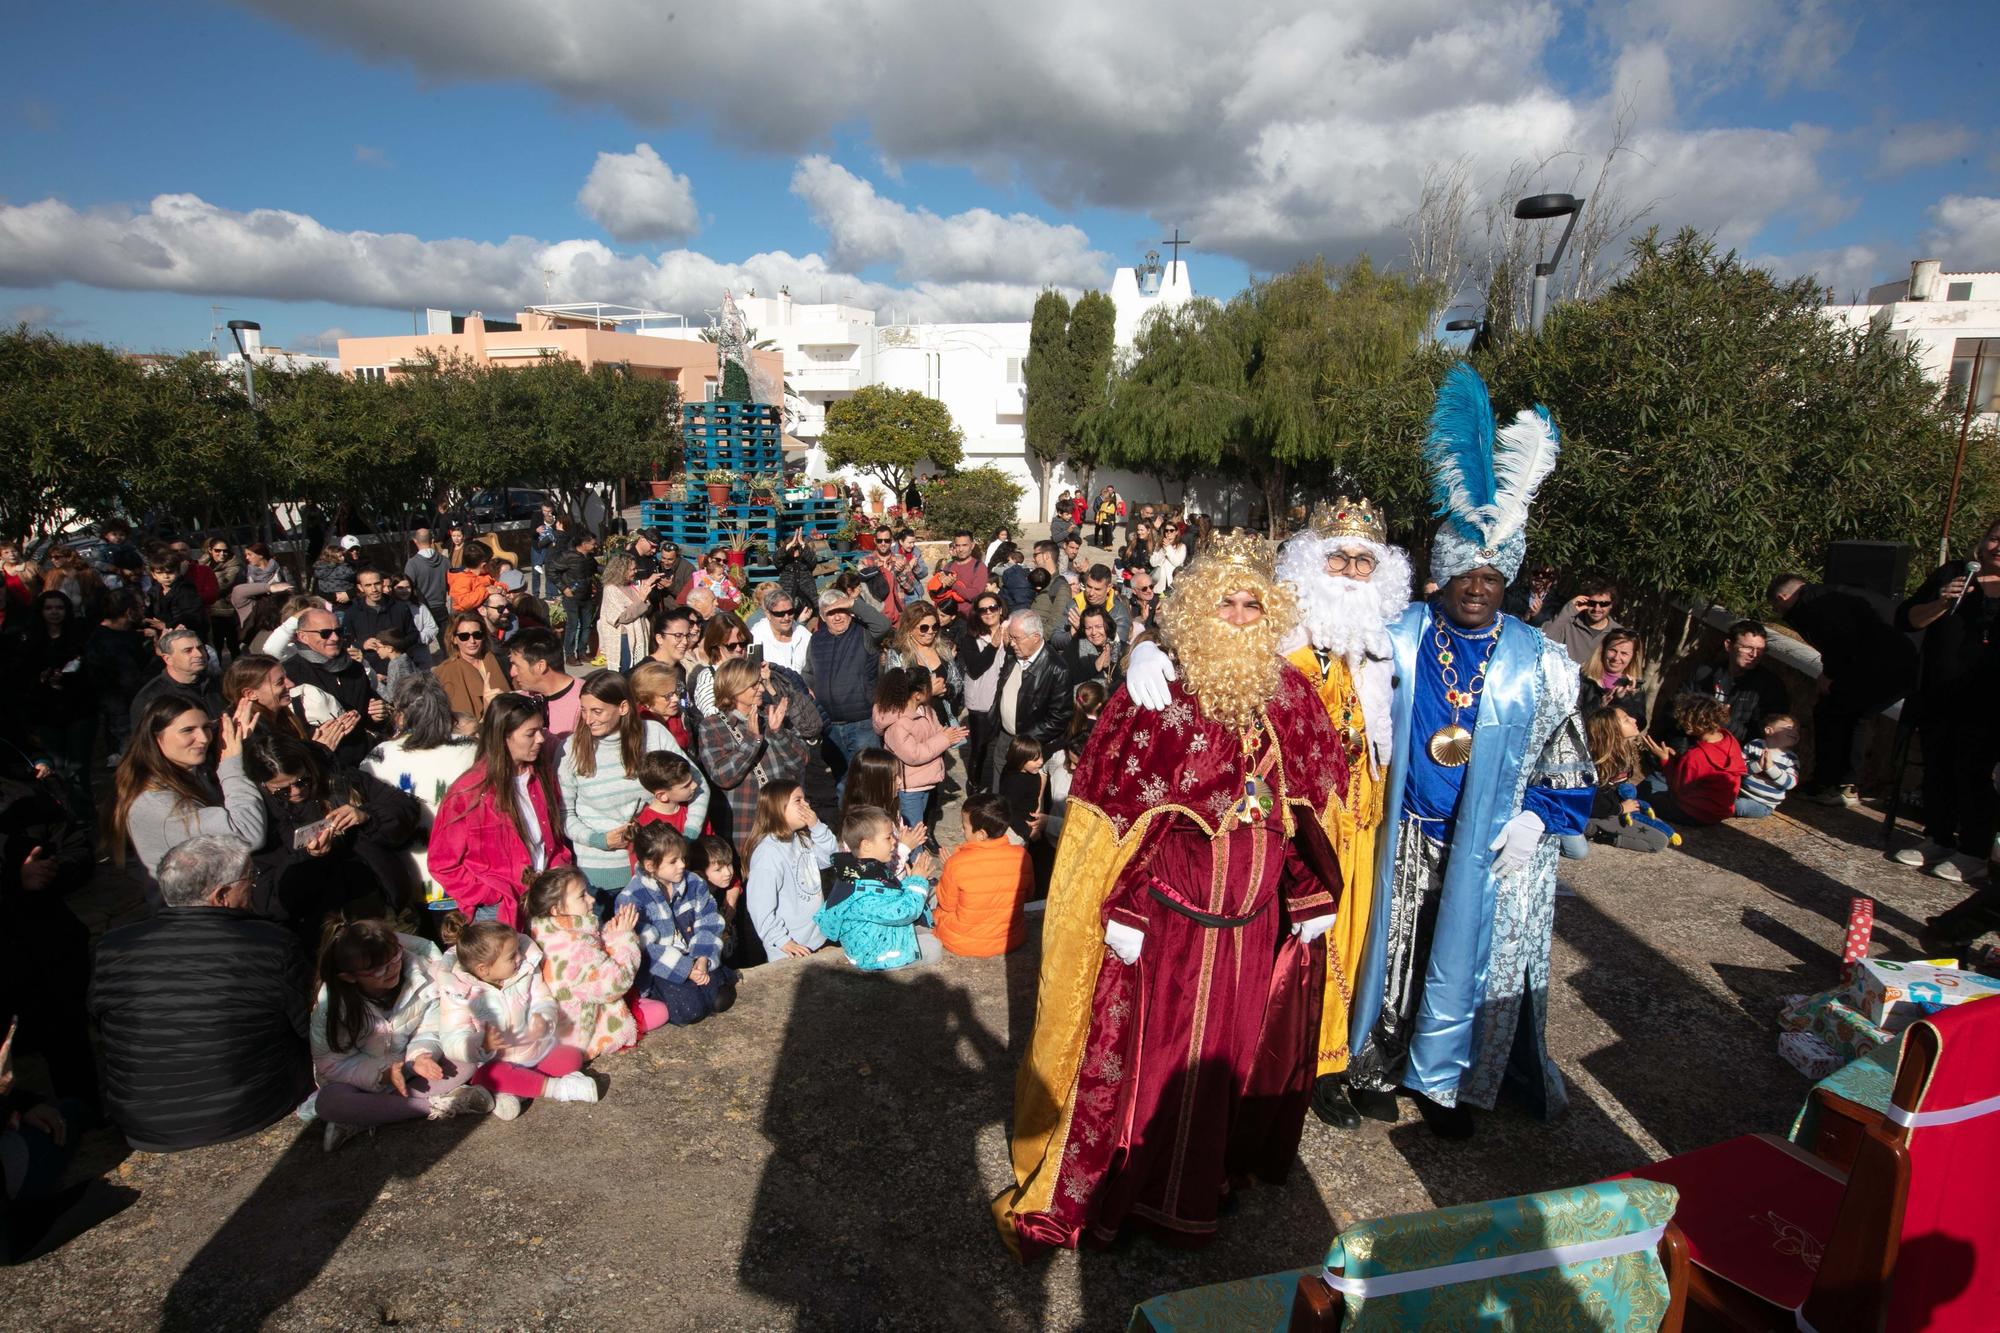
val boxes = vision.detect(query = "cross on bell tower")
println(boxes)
[1160,227,1190,271]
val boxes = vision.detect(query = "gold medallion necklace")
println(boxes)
[1426,614,1500,767]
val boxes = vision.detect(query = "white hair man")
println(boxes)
[1273,497,1412,1131]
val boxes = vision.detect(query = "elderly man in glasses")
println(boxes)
[1542,570,1622,668]
[273,606,391,765]
[750,590,813,674]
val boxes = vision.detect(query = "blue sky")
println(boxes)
[2,1,1994,353]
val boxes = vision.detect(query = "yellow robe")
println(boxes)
[1286,646,1383,1077]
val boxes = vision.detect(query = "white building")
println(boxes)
[1828,259,2000,419]
[669,254,1197,521]
[214,325,341,375]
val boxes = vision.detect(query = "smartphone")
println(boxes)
[293,817,334,850]
[749,644,765,668]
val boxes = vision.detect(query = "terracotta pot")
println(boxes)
[822,483,840,499]
[648,479,674,498]
[707,482,730,508]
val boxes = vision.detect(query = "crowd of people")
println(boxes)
[2,447,1992,1263]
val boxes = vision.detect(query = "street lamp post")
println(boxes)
[1444,316,1490,354]
[225,319,273,546]
[1513,193,1583,336]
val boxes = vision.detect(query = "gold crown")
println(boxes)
[1310,496,1386,544]
[1198,530,1276,577]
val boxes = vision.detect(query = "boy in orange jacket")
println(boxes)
[934,795,1033,957]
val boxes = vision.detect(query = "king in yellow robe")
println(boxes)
[1287,645,1383,1082]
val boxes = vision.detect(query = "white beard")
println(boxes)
[1278,537,1413,773]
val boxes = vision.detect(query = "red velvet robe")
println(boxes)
[1004,664,1348,1257]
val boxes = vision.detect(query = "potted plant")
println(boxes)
[868,486,885,516]
[748,473,776,505]
[648,476,675,499]
[832,515,859,553]
[704,470,734,509]
[821,479,842,500]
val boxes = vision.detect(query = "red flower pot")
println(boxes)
[706,483,730,508]
[858,532,878,551]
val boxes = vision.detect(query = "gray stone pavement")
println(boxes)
[7,792,1978,1330]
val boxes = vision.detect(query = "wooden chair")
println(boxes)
[1619,996,2000,1333]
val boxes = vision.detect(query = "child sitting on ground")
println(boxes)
[635,750,704,841]
[934,794,1034,957]
[616,823,735,1025]
[431,916,600,1120]
[1581,707,1677,852]
[1662,693,1747,827]
[813,806,942,971]
[310,918,495,1153]
[523,866,663,1059]
[692,834,742,958]
[1735,714,1800,819]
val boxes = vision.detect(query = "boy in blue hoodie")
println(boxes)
[814,807,942,970]
[617,823,735,1024]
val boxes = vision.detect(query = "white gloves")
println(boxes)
[1125,640,1177,711]
[1292,914,1335,946]
[1488,810,1545,878]
[1104,920,1144,965]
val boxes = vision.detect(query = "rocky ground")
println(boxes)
[5,791,1976,1331]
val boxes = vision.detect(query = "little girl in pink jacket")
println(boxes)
[523,867,667,1058]
[873,666,969,830]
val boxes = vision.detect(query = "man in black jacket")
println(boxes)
[986,610,1074,790]
[88,834,311,1153]
[805,589,891,797]
[280,608,388,767]
[128,626,223,728]
[1650,619,1790,750]
[1769,574,1919,806]
[547,530,600,664]
[1,738,97,1106]
[343,567,427,677]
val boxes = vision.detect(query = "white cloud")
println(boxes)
[235,0,1846,279]
[1877,122,1975,176]
[789,156,1106,286]
[1924,195,2000,268]
[0,191,1058,325]
[7,302,72,329]
[576,143,700,243]
[1751,243,1886,303]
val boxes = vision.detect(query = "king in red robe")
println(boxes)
[996,535,1350,1258]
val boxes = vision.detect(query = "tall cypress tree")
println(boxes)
[1024,289,1075,520]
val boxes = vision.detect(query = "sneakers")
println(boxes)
[542,1071,601,1104]
[491,1093,525,1121]
[322,1121,367,1154]
[1929,852,1991,885]
[426,1085,496,1120]
[1804,785,1861,809]
[1893,839,1951,868]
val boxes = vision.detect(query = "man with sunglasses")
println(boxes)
[275,607,388,766]
[1541,571,1621,668]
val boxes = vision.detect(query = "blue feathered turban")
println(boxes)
[1424,363,1561,584]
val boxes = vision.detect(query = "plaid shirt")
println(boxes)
[697,707,809,851]
[615,870,724,988]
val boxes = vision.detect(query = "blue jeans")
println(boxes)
[1558,833,1590,860]
[562,596,594,660]
[898,788,931,830]
[1733,796,1777,819]
[827,719,880,800]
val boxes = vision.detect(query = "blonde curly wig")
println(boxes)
[1157,539,1299,733]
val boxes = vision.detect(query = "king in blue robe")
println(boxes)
[1345,363,1595,1135]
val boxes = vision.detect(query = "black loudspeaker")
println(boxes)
[1825,540,1913,598]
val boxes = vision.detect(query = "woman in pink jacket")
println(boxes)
[427,692,572,928]
[872,666,968,830]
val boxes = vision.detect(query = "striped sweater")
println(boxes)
[1739,740,1799,809]
[556,720,708,878]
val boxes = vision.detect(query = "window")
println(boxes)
[1005,356,1024,384]
[354,366,387,383]
[1948,338,2000,413]
[926,352,942,399]
[1947,282,1974,302]
[704,378,720,401]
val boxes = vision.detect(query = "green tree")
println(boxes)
[1484,228,2000,613]
[0,325,147,541]
[127,353,260,531]
[1063,290,1118,494]
[920,465,1025,542]
[822,383,964,497]
[1024,289,1075,519]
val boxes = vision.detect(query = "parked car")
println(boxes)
[465,488,549,524]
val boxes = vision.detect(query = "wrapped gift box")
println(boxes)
[1849,959,2000,1031]
[1779,990,1892,1062]
[1777,1030,1845,1081]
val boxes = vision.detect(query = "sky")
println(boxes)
[2,0,1996,355]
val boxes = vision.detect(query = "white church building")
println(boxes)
[701,250,1198,522]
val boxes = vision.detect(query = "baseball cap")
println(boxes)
[339,535,361,550]
[634,527,662,545]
